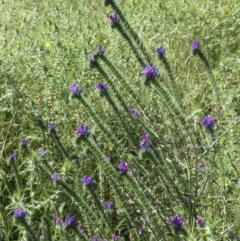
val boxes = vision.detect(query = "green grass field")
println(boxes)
[0,0,240,240]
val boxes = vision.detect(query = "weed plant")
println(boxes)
[0,0,240,240]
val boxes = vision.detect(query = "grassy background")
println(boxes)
[0,0,240,240]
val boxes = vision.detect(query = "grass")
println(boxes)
[0,0,240,240]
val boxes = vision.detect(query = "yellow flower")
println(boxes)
[22,11,26,17]
[44,42,51,49]
[221,5,230,14]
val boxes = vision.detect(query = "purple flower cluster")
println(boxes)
[53,214,63,226]
[51,172,59,181]
[169,215,184,228]
[21,138,28,146]
[82,175,94,185]
[53,214,77,227]
[9,153,17,161]
[197,217,205,227]
[96,82,108,91]
[140,134,150,150]
[108,13,118,23]
[87,45,105,64]
[48,123,56,131]
[13,208,27,219]
[198,162,206,170]
[156,46,165,57]
[183,194,190,203]
[65,215,77,227]
[92,236,100,241]
[191,40,200,50]
[202,115,214,128]
[127,104,140,118]
[70,83,83,96]
[87,51,95,62]
[106,156,111,163]
[76,124,90,138]
[97,45,105,55]
[38,148,46,157]
[111,234,119,240]
[104,201,113,210]
[142,65,157,79]
[117,160,130,174]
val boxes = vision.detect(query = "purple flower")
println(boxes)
[132,111,140,118]
[140,134,150,150]
[117,160,130,174]
[127,104,133,112]
[38,149,46,157]
[143,134,150,141]
[87,51,95,62]
[202,115,214,128]
[170,215,184,228]
[127,104,140,118]
[9,153,17,161]
[142,65,157,79]
[198,162,206,170]
[65,215,77,227]
[79,227,85,234]
[51,172,59,181]
[92,236,99,241]
[13,208,27,219]
[140,140,148,150]
[197,218,205,227]
[106,156,111,163]
[191,40,200,50]
[76,124,90,138]
[82,175,94,185]
[183,194,190,203]
[108,13,118,23]
[156,46,165,57]
[138,228,142,235]
[111,234,119,240]
[97,45,105,55]
[70,83,83,96]
[53,214,63,226]
[96,82,108,91]
[48,123,56,131]
[104,201,113,210]
[21,138,28,146]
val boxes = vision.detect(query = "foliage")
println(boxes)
[0,0,240,240]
